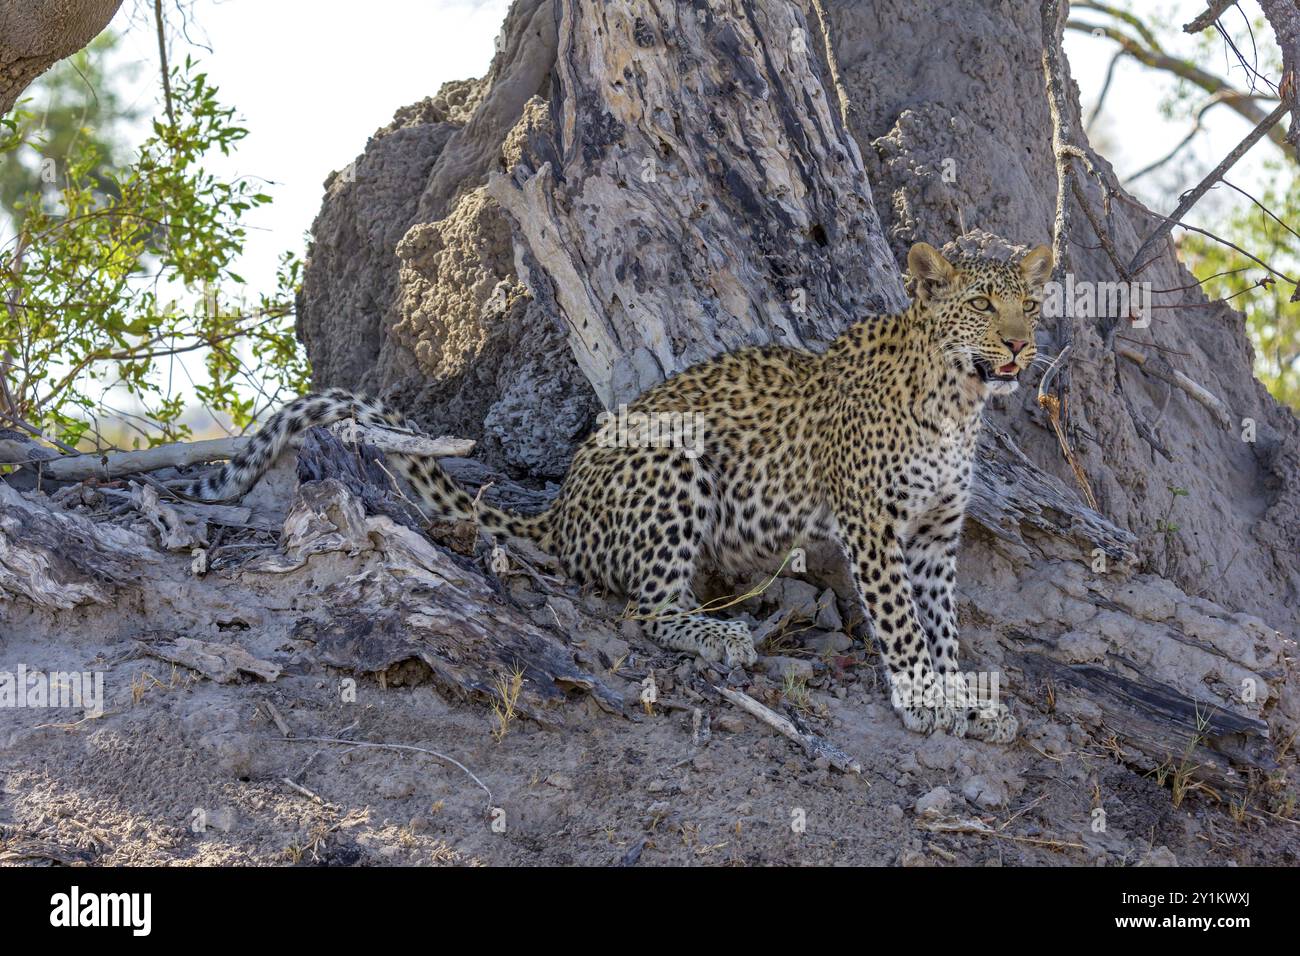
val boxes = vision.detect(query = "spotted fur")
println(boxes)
[191,242,1052,741]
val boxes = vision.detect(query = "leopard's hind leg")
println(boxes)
[561,444,756,667]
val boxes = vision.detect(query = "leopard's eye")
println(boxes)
[1024,299,1039,314]
[967,297,993,312]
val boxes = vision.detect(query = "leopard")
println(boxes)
[189,240,1052,742]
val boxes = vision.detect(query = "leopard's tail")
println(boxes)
[399,454,551,545]
[188,388,551,545]
[187,388,400,501]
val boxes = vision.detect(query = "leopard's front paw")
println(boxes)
[692,619,758,668]
[890,673,977,737]
[721,620,758,667]
[896,700,965,737]
[965,700,1018,743]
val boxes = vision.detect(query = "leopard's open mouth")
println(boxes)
[973,357,1020,383]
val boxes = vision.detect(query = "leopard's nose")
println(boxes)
[1003,339,1028,356]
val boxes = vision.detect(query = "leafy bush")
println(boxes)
[0,57,308,449]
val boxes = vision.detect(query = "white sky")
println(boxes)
[1066,20,1282,224]
[108,0,513,292]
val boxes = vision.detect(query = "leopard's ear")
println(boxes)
[1019,244,1054,288]
[907,242,956,301]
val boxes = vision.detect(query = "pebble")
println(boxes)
[378,775,416,799]
[804,630,852,655]
[715,714,746,734]
[814,589,843,631]
[961,774,1008,810]
[914,786,953,817]
[545,772,575,791]
[764,656,814,681]
[772,578,821,618]
[916,734,965,771]
[1137,845,1179,867]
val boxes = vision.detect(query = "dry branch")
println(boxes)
[1009,633,1274,793]
[12,422,475,483]
[713,684,861,774]
[1127,101,1291,274]
[139,635,282,683]
[282,736,494,811]
[1116,344,1234,428]
[1184,1,1239,34]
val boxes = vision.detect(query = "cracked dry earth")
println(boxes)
[3,524,1298,868]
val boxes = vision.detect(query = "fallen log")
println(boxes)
[0,481,160,609]
[138,633,283,683]
[282,479,625,722]
[8,422,475,483]
[1005,625,1275,793]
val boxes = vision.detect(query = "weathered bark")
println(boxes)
[0,0,123,115]
[487,0,905,407]
[0,480,159,609]
[0,452,622,721]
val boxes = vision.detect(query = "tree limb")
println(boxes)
[0,0,123,115]
[11,423,475,483]
[1068,19,1293,153]
[1116,344,1234,428]
[1127,100,1291,274]
[152,0,174,128]
[1184,1,1240,35]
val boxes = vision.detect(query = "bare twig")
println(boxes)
[261,700,293,738]
[282,735,494,809]
[918,815,1086,851]
[1116,345,1234,428]
[153,0,175,128]
[1070,178,1129,278]
[1220,178,1300,244]
[0,408,79,455]
[713,684,862,774]
[1087,50,1124,131]
[280,777,325,805]
[1184,1,1239,35]
[1113,191,1299,294]
[1036,346,1098,510]
[1124,91,1272,184]
[1127,101,1290,275]
[1070,19,1291,153]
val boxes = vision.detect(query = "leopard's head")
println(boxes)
[907,242,1053,396]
